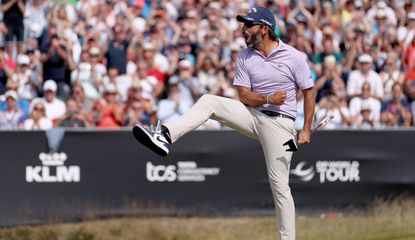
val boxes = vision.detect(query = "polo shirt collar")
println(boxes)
[251,39,287,58]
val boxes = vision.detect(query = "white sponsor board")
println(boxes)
[146,161,220,182]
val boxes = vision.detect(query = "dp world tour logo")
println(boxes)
[249,7,257,13]
[26,152,80,183]
[290,161,360,183]
[290,161,315,182]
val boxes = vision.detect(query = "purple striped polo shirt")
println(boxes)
[233,40,313,119]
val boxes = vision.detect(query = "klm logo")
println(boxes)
[26,153,80,183]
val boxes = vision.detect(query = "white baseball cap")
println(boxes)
[208,2,221,9]
[375,9,387,19]
[104,83,118,93]
[377,1,386,8]
[358,54,373,63]
[5,90,18,100]
[361,101,372,111]
[17,54,30,65]
[142,41,155,51]
[43,80,57,92]
[179,59,192,69]
[229,42,242,52]
[89,47,100,56]
[324,55,336,66]
[408,12,415,20]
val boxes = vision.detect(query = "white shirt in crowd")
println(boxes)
[349,97,381,122]
[157,99,190,123]
[347,70,384,99]
[23,118,53,130]
[316,107,350,129]
[31,98,66,121]
[154,53,170,73]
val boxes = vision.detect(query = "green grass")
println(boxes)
[2,197,415,240]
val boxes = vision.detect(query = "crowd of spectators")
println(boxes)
[0,0,415,131]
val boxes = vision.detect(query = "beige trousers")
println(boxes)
[164,94,296,240]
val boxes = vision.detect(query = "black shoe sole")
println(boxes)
[133,125,168,157]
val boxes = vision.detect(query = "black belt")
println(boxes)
[261,110,295,121]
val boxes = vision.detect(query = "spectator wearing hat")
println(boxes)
[372,9,392,36]
[313,26,343,76]
[168,59,200,103]
[351,100,378,128]
[1,0,26,57]
[349,82,381,126]
[8,54,39,99]
[315,55,345,101]
[124,96,153,127]
[22,101,52,130]
[365,0,397,26]
[94,83,124,128]
[140,41,169,83]
[380,53,404,102]
[31,79,66,123]
[100,65,133,103]
[133,61,162,101]
[124,80,142,108]
[0,90,24,129]
[123,80,156,125]
[347,54,384,100]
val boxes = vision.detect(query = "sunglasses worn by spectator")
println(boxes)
[244,22,260,28]
[34,107,44,112]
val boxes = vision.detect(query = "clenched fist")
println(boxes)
[267,91,286,105]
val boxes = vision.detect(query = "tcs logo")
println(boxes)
[146,162,177,182]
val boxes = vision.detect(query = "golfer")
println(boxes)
[133,6,315,240]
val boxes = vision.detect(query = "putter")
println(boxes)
[284,113,334,152]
